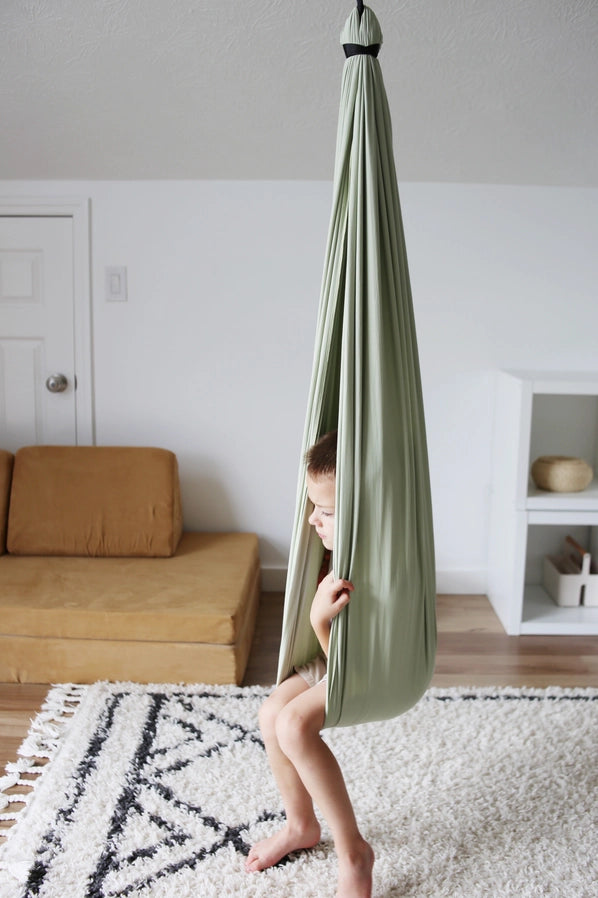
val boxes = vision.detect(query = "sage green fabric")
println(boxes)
[276,6,437,728]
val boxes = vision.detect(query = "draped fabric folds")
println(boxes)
[276,5,437,728]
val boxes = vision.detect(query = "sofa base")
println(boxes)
[0,628,255,686]
[0,562,260,685]
[0,532,262,685]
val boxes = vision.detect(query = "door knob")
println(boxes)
[45,373,68,393]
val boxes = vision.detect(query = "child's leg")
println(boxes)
[276,681,374,898]
[245,674,321,872]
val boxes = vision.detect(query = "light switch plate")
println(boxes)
[105,266,128,302]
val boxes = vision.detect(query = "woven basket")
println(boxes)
[531,455,593,493]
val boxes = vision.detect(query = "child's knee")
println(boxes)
[275,704,316,759]
[258,693,280,739]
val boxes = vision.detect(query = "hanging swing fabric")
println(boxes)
[277,4,436,728]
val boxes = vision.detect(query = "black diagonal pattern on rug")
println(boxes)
[23,689,283,898]
[25,690,127,896]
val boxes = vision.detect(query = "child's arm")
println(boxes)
[309,571,354,657]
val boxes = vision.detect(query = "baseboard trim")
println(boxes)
[261,567,487,595]
[261,566,287,592]
[436,570,487,595]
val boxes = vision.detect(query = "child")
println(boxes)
[246,431,374,898]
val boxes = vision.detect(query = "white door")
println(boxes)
[0,216,77,452]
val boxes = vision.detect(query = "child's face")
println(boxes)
[307,473,335,550]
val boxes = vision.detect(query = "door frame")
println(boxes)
[0,195,94,444]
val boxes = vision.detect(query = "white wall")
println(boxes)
[402,184,598,590]
[1,180,597,591]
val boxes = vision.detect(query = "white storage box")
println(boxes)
[543,536,598,607]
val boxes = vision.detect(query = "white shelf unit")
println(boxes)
[488,370,598,635]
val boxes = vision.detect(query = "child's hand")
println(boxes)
[310,571,354,636]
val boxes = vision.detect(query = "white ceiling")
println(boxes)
[1,0,597,186]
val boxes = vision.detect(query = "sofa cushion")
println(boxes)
[0,450,14,555]
[0,532,259,644]
[7,446,183,557]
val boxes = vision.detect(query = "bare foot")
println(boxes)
[336,838,375,898]
[245,820,321,872]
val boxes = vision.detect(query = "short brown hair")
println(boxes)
[305,430,337,478]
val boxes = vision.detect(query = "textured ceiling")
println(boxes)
[1,0,597,185]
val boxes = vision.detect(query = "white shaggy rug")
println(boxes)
[1,683,597,898]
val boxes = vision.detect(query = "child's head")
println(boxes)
[305,429,337,479]
[305,430,337,550]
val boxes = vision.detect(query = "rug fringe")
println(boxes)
[0,684,88,824]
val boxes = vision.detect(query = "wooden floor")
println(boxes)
[2,593,598,776]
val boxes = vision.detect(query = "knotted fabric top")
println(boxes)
[340,4,383,49]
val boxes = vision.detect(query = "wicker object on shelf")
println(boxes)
[531,455,593,493]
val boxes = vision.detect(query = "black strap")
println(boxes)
[357,0,364,17]
[343,43,380,58]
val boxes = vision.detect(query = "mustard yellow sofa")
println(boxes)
[0,446,260,685]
